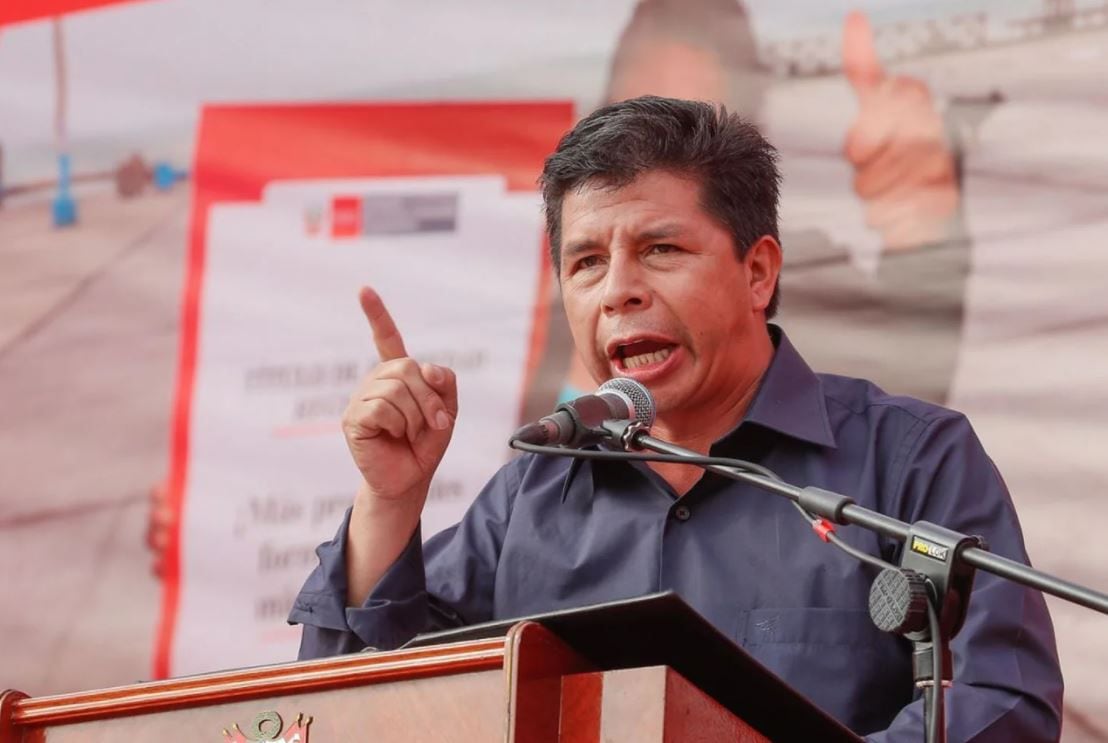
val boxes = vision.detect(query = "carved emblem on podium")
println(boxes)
[222,711,311,743]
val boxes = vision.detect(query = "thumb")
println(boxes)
[843,10,884,96]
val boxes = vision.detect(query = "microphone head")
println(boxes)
[598,377,656,428]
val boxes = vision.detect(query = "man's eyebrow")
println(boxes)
[637,223,686,241]
[562,223,688,259]
[562,239,602,259]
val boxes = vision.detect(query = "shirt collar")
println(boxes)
[737,325,837,449]
[564,324,837,503]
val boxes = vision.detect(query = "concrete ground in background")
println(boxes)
[0,187,186,693]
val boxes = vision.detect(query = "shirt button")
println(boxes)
[673,505,692,522]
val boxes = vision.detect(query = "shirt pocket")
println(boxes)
[742,607,879,648]
[740,607,912,733]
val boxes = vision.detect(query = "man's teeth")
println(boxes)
[623,347,672,369]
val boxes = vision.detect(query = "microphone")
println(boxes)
[511,378,656,447]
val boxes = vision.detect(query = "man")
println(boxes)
[290,97,1063,741]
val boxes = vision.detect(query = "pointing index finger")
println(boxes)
[843,10,884,96]
[359,286,408,362]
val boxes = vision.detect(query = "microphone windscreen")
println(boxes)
[599,378,656,427]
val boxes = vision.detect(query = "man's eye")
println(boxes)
[648,243,680,255]
[575,255,603,271]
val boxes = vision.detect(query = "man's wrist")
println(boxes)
[352,480,427,523]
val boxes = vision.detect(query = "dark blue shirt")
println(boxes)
[290,327,1062,741]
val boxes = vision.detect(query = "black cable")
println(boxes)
[516,428,1108,616]
[510,439,780,477]
[926,594,946,743]
[510,440,898,573]
[788,499,897,573]
[513,437,931,736]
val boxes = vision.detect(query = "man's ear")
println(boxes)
[745,235,783,314]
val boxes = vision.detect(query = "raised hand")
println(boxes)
[341,286,458,505]
[843,10,960,251]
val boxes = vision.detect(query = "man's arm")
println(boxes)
[338,286,460,606]
[870,414,1063,742]
[288,284,461,657]
[290,455,523,659]
[290,507,427,658]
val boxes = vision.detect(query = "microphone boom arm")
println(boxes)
[601,419,1108,616]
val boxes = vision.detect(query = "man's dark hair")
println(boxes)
[539,95,782,318]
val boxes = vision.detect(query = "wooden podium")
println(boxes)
[0,593,862,742]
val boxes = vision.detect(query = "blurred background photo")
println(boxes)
[2,0,1107,739]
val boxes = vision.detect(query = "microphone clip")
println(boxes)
[599,418,651,451]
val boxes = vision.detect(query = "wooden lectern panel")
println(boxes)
[2,616,787,742]
[0,623,594,743]
[559,666,771,743]
[2,638,512,742]
[0,692,27,743]
[21,670,504,742]
[505,622,594,743]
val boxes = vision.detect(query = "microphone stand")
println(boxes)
[514,420,1108,743]
[607,420,1108,612]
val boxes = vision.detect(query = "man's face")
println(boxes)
[558,170,778,417]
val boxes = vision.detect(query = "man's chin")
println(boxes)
[635,382,684,420]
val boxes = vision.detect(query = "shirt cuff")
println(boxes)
[288,506,428,651]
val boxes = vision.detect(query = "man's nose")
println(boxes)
[601,253,651,314]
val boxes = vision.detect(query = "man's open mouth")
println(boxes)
[614,339,678,370]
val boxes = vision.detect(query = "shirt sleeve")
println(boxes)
[868,413,1064,743]
[289,456,525,660]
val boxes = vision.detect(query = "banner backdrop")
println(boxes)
[153,102,572,676]
[2,1,1108,735]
